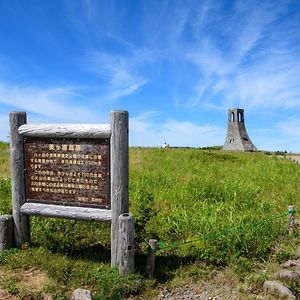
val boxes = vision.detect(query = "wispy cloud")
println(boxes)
[187,1,288,76]
[182,0,300,111]
[85,48,157,99]
[130,111,158,133]
[252,118,300,152]
[64,0,121,43]
[229,54,300,110]
[65,0,158,100]
[0,113,9,141]
[0,83,98,122]
[277,118,300,139]
[130,112,225,147]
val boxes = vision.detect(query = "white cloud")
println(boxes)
[130,112,225,147]
[183,0,299,111]
[130,113,300,152]
[187,39,234,77]
[277,118,300,139]
[0,83,99,122]
[187,0,287,76]
[248,117,300,152]
[224,44,300,111]
[65,0,154,100]
[0,113,9,141]
[130,111,158,133]
[85,48,157,99]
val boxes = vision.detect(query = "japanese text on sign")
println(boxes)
[24,138,110,209]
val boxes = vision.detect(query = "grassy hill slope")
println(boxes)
[0,145,299,298]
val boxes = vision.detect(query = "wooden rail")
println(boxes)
[21,203,112,222]
[18,124,111,138]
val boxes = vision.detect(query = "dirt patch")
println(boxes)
[287,156,300,164]
[0,289,18,300]
[21,268,48,292]
[18,268,52,299]
[127,268,277,300]
[0,266,52,299]
[155,270,249,300]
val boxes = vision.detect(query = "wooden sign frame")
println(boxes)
[10,110,129,268]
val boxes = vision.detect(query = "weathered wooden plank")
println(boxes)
[119,213,134,276]
[18,124,111,138]
[0,215,14,251]
[10,112,30,247]
[21,202,112,222]
[110,110,129,267]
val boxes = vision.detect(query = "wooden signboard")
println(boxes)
[10,110,131,272]
[24,137,110,209]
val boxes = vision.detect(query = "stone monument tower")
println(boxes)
[223,108,257,151]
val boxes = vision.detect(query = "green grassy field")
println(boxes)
[1,143,300,299]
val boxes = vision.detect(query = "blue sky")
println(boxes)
[1,0,300,151]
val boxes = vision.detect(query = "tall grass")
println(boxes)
[0,141,10,179]
[0,142,11,214]
[1,144,299,262]
[130,148,300,263]
[1,144,300,297]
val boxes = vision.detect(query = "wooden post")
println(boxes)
[146,239,157,278]
[111,110,129,267]
[288,205,295,234]
[0,215,14,251]
[119,213,134,275]
[10,112,30,247]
